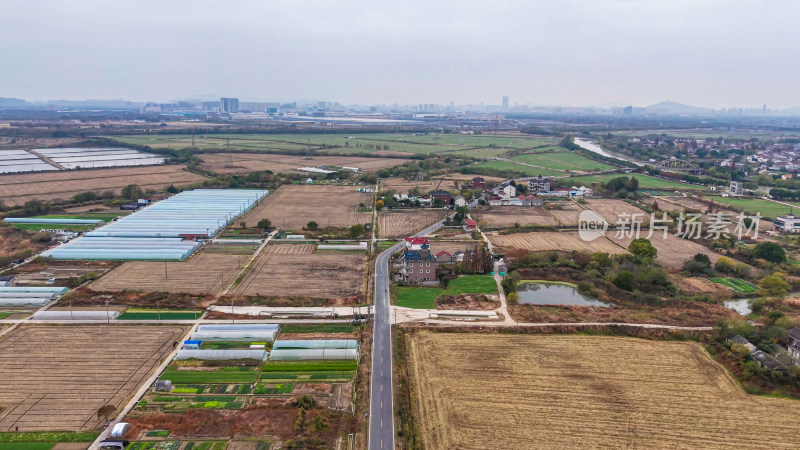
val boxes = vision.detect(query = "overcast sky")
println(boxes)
[0,0,797,109]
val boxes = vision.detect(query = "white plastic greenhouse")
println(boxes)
[268,348,359,361]
[272,339,358,350]
[0,286,67,307]
[3,218,104,225]
[191,329,277,342]
[32,310,119,320]
[175,349,267,361]
[42,189,268,261]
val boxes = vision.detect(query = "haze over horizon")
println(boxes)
[1,0,798,109]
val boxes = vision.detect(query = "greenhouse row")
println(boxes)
[0,286,67,307]
[191,329,278,342]
[197,323,279,331]
[175,349,268,361]
[4,218,105,225]
[269,348,359,361]
[42,189,268,260]
[272,339,358,350]
[32,310,120,320]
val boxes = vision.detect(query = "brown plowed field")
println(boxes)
[0,165,205,206]
[378,210,449,238]
[584,198,649,225]
[426,240,482,255]
[380,177,458,195]
[0,325,188,431]
[408,333,800,449]
[200,153,409,174]
[606,231,723,268]
[479,206,557,228]
[90,253,248,295]
[229,244,365,298]
[240,184,372,230]
[488,231,626,254]
[547,202,583,226]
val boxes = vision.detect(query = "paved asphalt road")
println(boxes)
[369,219,446,450]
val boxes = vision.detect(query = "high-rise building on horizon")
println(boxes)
[220,97,239,113]
[502,96,509,109]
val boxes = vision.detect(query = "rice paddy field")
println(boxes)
[488,231,627,254]
[707,196,800,219]
[0,325,188,431]
[407,333,800,449]
[510,150,614,171]
[0,165,206,206]
[239,184,372,230]
[472,160,565,177]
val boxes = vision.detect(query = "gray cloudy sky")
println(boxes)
[0,0,797,108]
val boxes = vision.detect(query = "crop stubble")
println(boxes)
[408,333,800,449]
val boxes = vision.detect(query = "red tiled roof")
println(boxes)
[465,219,477,225]
[404,237,431,245]
[435,251,452,257]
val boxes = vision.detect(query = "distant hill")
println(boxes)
[0,97,30,107]
[645,101,712,115]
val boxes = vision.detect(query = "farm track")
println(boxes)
[408,333,800,449]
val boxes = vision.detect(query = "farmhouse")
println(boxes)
[471,177,486,189]
[728,335,757,353]
[773,214,800,233]
[464,219,477,231]
[430,190,453,205]
[436,251,453,262]
[787,327,800,360]
[405,237,431,251]
[399,249,438,283]
[491,182,516,199]
[752,350,789,373]
[454,195,467,207]
[528,175,551,193]
[518,195,543,207]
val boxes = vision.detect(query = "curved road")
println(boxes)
[369,218,447,450]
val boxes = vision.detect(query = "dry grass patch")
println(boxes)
[240,184,372,230]
[477,206,557,228]
[91,253,248,295]
[408,333,800,450]
[606,231,722,268]
[0,165,205,206]
[489,231,626,254]
[229,244,366,298]
[380,177,458,195]
[378,210,449,238]
[200,152,409,174]
[0,325,188,431]
[584,198,649,225]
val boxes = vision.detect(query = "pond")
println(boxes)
[517,282,611,307]
[723,298,752,316]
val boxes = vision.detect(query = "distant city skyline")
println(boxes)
[1,0,798,109]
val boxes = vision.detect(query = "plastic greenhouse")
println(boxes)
[191,330,277,342]
[32,310,119,320]
[268,348,359,361]
[197,323,279,331]
[42,189,268,261]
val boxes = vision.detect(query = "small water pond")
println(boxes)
[723,298,753,316]
[517,281,611,308]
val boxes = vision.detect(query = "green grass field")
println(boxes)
[394,275,498,309]
[159,369,259,384]
[473,160,564,177]
[0,312,14,320]
[262,361,358,372]
[5,444,55,450]
[0,432,97,443]
[563,173,698,190]
[279,324,359,334]
[709,277,760,293]
[33,213,126,222]
[511,150,613,171]
[115,133,555,156]
[117,311,202,320]
[11,223,94,232]
[707,197,800,219]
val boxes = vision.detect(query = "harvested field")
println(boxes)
[0,226,50,268]
[90,253,248,295]
[659,195,708,211]
[477,206,557,228]
[426,240,481,255]
[546,202,583,226]
[672,276,732,298]
[408,333,800,449]
[200,152,409,174]
[0,325,187,431]
[606,231,723,268]
[380,177,458,195]
[0,165,205,206]
[488,231,626,254]
[378,210,449,238]
[584,198,649,225]
[240,184,372,230]
[229,244,366,298]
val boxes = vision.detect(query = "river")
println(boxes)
[573,137,643,166]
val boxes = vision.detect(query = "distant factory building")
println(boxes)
[502,96,509,109]
[220,97,239,113]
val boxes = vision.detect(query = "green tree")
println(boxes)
[166,184,179,194]
[306,221,319,231]
[627,238,657,259]
[433,198,444,208]
[348,224,365,238]
[121,184,144,200]
[613,270,635,291]
[759,274,791,296]
[684,253,712,275]
[753,242,786,264]
[257,218,272,229]
[715,256,735,274]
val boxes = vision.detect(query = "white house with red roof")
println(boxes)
[404,237,431,251]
